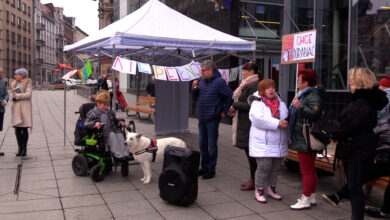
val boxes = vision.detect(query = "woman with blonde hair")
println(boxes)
[322,67,388,220]
[11,68,32,157]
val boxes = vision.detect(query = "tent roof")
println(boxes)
[64,0,255,55]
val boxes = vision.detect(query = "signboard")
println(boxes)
[281,29,316,64]
[112,56,137,75]
[55,67,60,73]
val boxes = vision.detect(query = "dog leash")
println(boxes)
[134,140,158,162]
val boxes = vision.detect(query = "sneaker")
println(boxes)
[365,206,389,218]
[322,193,339,207]
[267,186,282,200]
[198,169,207,177]
[255,188,267,203]
[202,171,215,179]
[310,193,317,206]
[290,194,311,210]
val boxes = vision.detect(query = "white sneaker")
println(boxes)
[310,193,317,206]
[290,194,311,210]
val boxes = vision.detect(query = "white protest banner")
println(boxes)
[176,66,191,81]
[219,69,230,84]
[182,61,201,80]
[281,29,316,64]
[164,67,180,81]
[62,69,77,80]
[153,65,167,81]
[112,56,136,74]
[230,67,239,82]
[137,61,152,74]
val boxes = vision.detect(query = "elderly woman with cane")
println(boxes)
[11,68,33,157]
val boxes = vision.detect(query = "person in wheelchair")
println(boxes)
[84,91,131,161]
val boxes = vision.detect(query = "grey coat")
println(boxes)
[84,107,129,158]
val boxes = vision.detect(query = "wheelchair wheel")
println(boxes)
[90,164,106,182]
[121,161,129,177]
[72,155,88,176]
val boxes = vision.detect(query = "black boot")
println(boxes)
[20,129,28,157]
[15,128,22,156]
[20,144,26,157]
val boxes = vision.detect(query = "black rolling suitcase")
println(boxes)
[158,146,200,206]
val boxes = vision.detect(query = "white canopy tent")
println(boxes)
[64,0,255,57]
[64,0,256,135]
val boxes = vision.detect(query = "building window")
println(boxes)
[239,2,284,39]
[6,49,9,60]
[6,30,9,41]
[11,13,15,24]
[17,17,21,27]
[22,3,26,13]
[23,37,26,48]
[28,39,30,49]
[22,20,26,30]
[6,11,9,23]
[11,0,14,6]
[17,34,21,47]
[27,6,30,16]
[11,32,15,44]
[17,0,20,9]
[28,22,30,32]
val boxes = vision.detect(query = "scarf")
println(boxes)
[288,87,315,143]
[233,74,259,101]
[261,96,280,118]
[11,77,31,92]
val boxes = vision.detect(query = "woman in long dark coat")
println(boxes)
[228,63,261,191]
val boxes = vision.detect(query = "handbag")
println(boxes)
[309,114,339,145]
[302,121,326,151]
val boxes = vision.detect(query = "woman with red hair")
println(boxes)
[289,69,325,210]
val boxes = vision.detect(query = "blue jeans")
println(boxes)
[198,119,220,173]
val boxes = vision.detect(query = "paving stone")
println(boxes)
[225,214,266,220]
[160,207,214,220]
[64,204,112,220]
[108,200,156,218]
[59,184,98,197]
[149,198,197,212]
[61,194,105,209]
[102,190,145,204]
[95,181,135,193]
[196,190,234,206]
[202,201,254,219]
[0,198,61,214]
[0,210,64,220]
[260,209,316,220]
[115,212,164,220]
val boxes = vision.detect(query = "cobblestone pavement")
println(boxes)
[0,89,384,219]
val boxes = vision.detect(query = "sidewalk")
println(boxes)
[0,90,383,219]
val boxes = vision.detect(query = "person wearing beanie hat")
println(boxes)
[11,67,32,157]
[83,90,131,160]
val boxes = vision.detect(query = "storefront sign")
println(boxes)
[281,29,316,64]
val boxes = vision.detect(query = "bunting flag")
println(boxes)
[206,0,220,11]
[62,70,77,80]
[222,0,232,10]
[84,59,92,77]
[78,70,85,84]
[58,63,73,69]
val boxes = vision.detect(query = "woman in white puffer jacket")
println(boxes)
[249,79,289,203]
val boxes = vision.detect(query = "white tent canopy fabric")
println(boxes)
[64,0,255,55]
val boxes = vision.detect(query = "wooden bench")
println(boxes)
[126,96,155,120]
[287,149,390,190]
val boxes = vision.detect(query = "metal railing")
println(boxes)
[75,85,98,100]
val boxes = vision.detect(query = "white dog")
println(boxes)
[125,131,187,184]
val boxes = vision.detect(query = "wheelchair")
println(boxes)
[72,103,136,182]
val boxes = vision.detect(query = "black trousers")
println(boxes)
[244,148,257,179]
[0,112,4,131]
[336,160,372,220]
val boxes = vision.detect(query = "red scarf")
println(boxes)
[261,96,280,119]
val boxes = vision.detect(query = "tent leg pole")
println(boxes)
[112,44,116,114]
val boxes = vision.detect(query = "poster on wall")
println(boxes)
[281,29,316,64]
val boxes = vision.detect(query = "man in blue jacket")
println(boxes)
[0,68,9,156]
[192,60,233,179]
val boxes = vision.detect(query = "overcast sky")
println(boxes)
[40,0,99,35]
